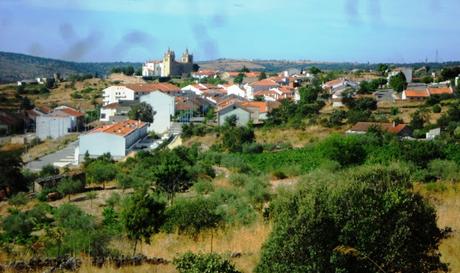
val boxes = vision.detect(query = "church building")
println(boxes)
[142,48,194,77]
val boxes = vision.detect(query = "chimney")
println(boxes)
[392,121,396,127]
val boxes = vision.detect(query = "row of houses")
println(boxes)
[402,86,454,100]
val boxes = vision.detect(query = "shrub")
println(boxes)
[57,178,85,201]
[425,182,448,193]
[317,134,367,167]
[8,192,29,207]
[193,180,215,195]
[428,159,460,182]
[272,170,287,180]
[163,196,222,236]
[256,165,448,273]
[174,252,241,273]
[228,173,250,187]
[2,210,34,243]
[433,104,442,113]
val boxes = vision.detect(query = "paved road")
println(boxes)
[25,141,78,171]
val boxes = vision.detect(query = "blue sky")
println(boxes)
[0,0,459,63]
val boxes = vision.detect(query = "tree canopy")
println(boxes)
[128,102,155,123]
[256,164,448,273]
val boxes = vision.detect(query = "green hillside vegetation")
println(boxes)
[0,51,141,83]
[1,127,460,272]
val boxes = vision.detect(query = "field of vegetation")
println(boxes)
[2,65,460,272]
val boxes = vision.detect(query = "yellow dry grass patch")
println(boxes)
[110,220,270,273]
[416,183,460,272]
[256,125,338,147]
[182,133,219,149]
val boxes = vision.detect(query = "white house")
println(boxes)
[142,60,163,77]
[140,91,175,134]
[102,83,181,105]
[219,84,246,98]
[78,120,148,160]
[36,106,84,140]
[102,86,136,105]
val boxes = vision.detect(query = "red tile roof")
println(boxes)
[55,107,84,117]
[126,83,180,93]
[250,79,278,87]
[404,89,430,97]
[428,87,453,95]
[91,120,147,137]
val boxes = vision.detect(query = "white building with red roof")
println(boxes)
[36,106,84,140]
[102,83,180,105]
[78,120,148,159]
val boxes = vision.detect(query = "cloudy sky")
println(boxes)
[0,0,459,63]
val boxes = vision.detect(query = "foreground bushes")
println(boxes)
[174,252,241,273]
[256,164,449,273]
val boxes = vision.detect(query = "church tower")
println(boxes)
[181,48,193,64]
[163,48,175,77]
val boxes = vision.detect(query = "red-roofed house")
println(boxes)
[102,83,180,105]
[401,89,430,100]
[79,119,148,160]
[427,87,454,96]
[36,106,84,140]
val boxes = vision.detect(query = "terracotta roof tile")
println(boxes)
[428,87,453,95]
[126,83,180,93]
[404,89,430,97]
[91,120,147,137]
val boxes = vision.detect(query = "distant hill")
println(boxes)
[198,58,460,73]
[0,52,142,84]
[2,51,460,84]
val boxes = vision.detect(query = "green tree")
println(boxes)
[233,73,244,84]
[256,164,448,273]
[0,149,29,196]
[258,71,267,80]
[389,72,407,92]
[40,164,59,177]
[163,196,222,237]
[240,66,250,73]
[86,160,118,188]
[128,102,155,123]
[174,252,241,273]
[85,191,97,208]
[221,123,255,153]
[149,150,192,200]
[309,66,321,75]
[120,190,166,254]
[377,63,389,75]
[57,178,85,201]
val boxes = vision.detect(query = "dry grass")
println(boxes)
[109,220,270,273]
[256,125,338,147]
[415,182,460,272]
[182,134,219,149]
[21,133,78,162]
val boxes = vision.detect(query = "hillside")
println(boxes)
[197,58,460,73]
[3,51,460,84]
[0,52,141,84]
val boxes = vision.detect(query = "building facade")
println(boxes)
[78,120,148,160]
[140,91,175,134]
